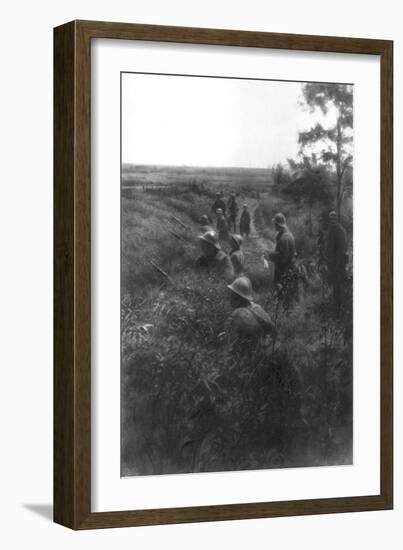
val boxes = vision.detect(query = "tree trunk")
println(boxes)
[336,174,342,221]
[336,116,343,220]
[308,201,313,236]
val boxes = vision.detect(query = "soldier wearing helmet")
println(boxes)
[240,204,251,238]
[227,192,239,233]
[266,213,299,310]
[225,276,276,344]
[199,214,213,234]
[195,230,234,282]
[229,234,245,276]
[215,208,230,243]
[267,213,296,285]
[211,192,226,216]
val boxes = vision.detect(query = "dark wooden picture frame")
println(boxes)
[54,20,393,529]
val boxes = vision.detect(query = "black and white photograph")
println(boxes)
[0,0,397,541]
[120,72,354,477]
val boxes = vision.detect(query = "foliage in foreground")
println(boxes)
[121,267,352,476]
[120,182,353,476]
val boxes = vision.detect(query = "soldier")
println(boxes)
[229,234,245,276]
[325,211,348,308]
[211,192,226,216]
[227,192,239,233]
[195,230,234,282]
[225,276,276,344]
[199,214,213,234]
[216,208,230,244]
[267,213,298,309]
[267,213,296,284]
[239,204,251,238]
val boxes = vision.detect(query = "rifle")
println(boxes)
[169,215,191,231]
[148,260,175,284]
[167,228,186,242]
[148,260,211,302]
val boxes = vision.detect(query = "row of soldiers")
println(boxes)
[195,204,348,345]
[211,191,251,237]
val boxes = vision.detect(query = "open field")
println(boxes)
[121,165,353,476]
[122,163,272,196]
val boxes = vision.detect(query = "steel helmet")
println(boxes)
[231,234,243,249]
[200,214,209,225]
[329,210,337,220]
[227,276,253,302]
[216,208,223,215]
[199,230,220,249]
[272,212,287,228]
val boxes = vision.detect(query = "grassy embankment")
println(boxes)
[121,167,353,476]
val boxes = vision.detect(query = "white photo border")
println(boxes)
[91,38,380,512]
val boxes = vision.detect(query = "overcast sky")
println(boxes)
[121,73,335,169]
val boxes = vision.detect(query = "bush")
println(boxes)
[272,163,292,187]
[121,283,304,474]
[121,261,353,475]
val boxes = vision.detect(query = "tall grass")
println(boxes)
[121,177,353,476]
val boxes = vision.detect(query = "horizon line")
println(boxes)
[122,162,275,170]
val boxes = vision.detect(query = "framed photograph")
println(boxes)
[54,20,393,529]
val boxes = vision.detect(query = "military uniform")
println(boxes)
[229,249,245,276]
[227,196,238,233]
[195,249,234,282]
[225,302,275,344]
[200,224,214,234]
[216,214,230,242]
[199,215,213,235]
[270,227,296,285]
[240,209,251,238]
[268,217,299,311]
[211,197,226,216]
[228,234,245,276]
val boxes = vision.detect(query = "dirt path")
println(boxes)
[243,197,275,257]
[225,196,276,287]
